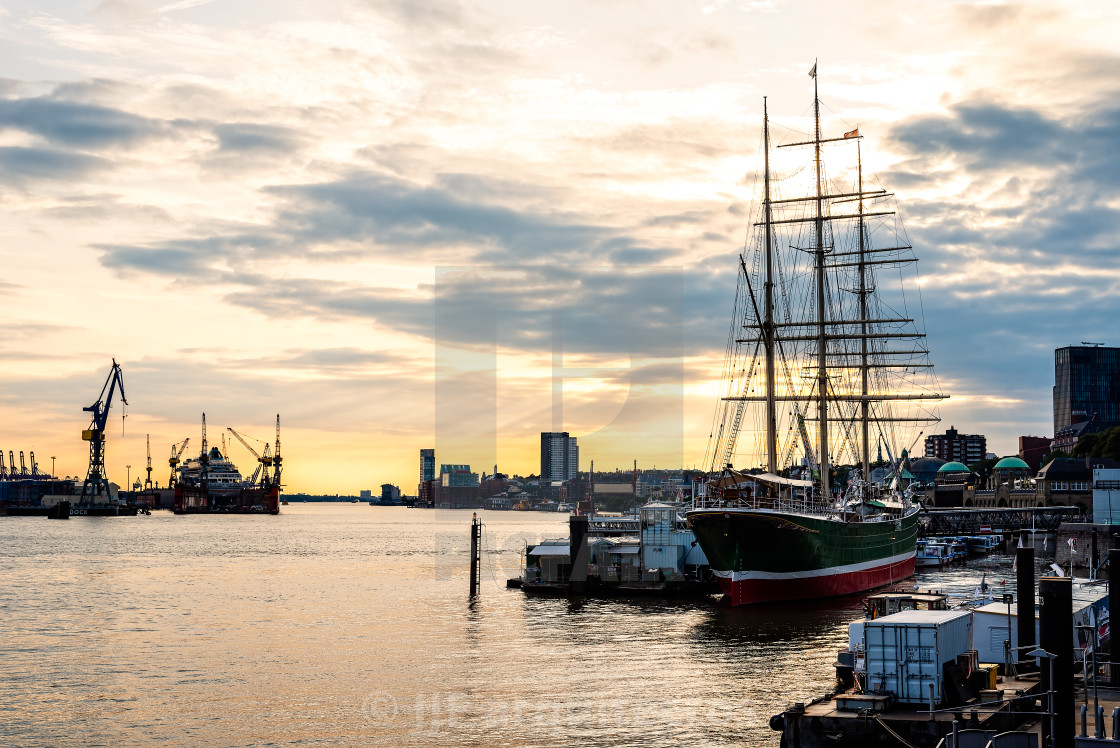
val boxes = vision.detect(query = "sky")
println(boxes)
[1,0,1118,495]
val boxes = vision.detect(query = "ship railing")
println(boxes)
[691,494,839,516]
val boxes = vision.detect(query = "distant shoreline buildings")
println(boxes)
[923,427,986,465]
[353,344,1120,512]
[540,432,578,483]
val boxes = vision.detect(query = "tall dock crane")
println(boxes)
[168,438,189,486]
[272,414,283,485]
[144,434,153,490]
[80,359,127,502]
[227,427,272,486]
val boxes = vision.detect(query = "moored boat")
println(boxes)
[686,65,945,606]
[689,472,918,604]
[915,539,952,568]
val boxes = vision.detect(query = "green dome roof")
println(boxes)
[994,456,1030,470]
[938,461,970,473]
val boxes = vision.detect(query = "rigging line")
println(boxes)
[709,123,771,471]
[706,261,748,470]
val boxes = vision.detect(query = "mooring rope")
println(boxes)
[872,714,923,748]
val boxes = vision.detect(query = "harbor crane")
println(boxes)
[272,414,283,485]
[227,427,272,486]
[144,434,153,490]
[168,438,190,487]
[80,359,127,502]
[0,451,6,480]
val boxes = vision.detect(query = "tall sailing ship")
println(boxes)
[686,65,945,606]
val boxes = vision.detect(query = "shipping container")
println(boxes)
[864,609,973,704]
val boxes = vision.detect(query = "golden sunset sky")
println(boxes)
[1,1,1117,494]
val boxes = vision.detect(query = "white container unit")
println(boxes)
[863,610,973,704]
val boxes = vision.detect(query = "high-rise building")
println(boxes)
[1053,345,1120,435]
[420,448,435,484]
[924,426,986,466]
[540,432,579,482]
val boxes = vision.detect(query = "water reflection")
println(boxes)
[0,505,1034,747]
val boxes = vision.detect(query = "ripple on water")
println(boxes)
[0,505,1017,746]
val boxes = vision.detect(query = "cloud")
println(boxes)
[97,170,623,274]
[880,99,1120,439]
[212,123,305,153]
[0,96,174,149]
[220,263,730,360]
[0,146,109,181]
[362,0,467,31]
[890,102,1067,172]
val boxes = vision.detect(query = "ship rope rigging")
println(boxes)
[703,69,945,499]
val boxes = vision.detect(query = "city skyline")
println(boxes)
[2,1,1118,493]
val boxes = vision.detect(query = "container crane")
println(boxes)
[19,451,28,480]
[227,427,272,486]
[80,359,127,502]
[168,438,189,487]
[0,451,6,480]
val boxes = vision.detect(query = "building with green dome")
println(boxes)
[993,456,1031,486]
[933,457,1043,509]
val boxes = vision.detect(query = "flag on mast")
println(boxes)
[809,62,817,78]
[844,127,860,138]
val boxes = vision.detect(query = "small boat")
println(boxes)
[915,540,952,568]
[965,536,994,556]
[947,538,968,562]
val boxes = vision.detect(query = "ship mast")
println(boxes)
[858,142,871,483]
[763,98,778,474]
[812,61,830,498]
[714,63,947,485]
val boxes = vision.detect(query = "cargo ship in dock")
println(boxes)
[686,64,945,606]
[173,414,283,515]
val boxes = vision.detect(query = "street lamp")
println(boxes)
[1075,624,1100,726]
[1028,647,1057,747]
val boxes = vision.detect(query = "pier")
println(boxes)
[920,506,1087,537]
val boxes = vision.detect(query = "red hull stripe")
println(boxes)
[715,555,916,606]
[715,550,916,582]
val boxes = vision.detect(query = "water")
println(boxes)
[0,505,1011,746]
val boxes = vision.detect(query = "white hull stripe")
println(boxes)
[711,550,916,582]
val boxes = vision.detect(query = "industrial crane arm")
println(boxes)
[227,428,262,459]
[83,359,127,431]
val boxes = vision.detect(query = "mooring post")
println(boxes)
[1039,575,1073,748]
[469,512,481,597]
[1017,543,1036,670]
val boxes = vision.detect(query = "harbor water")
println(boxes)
[1,505,1021,746]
